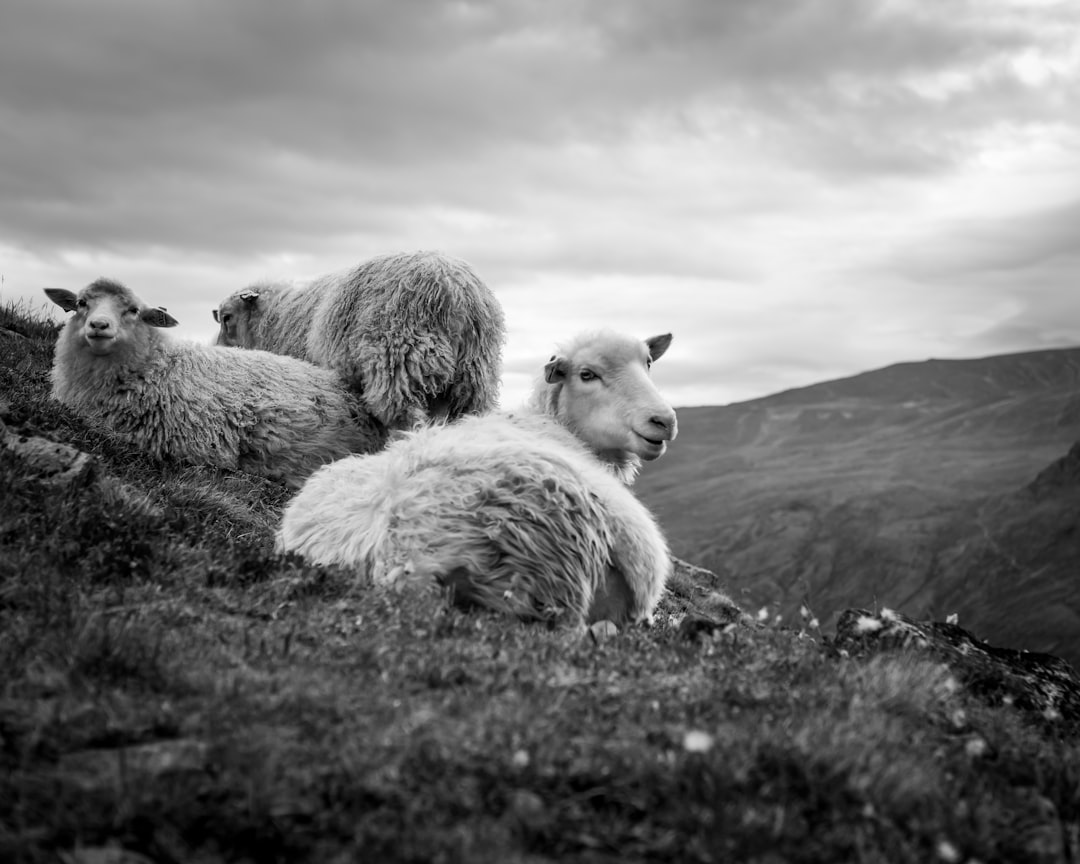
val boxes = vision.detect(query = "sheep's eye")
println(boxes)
[126,306,139,315]
[579,369,597,382]
[646,358,653,369]
[76,298,87,309]
[222,313,232,325]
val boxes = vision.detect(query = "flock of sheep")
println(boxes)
[44,250,679,628]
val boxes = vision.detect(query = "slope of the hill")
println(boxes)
[3,300,1080,862]
[637,348,1080,665]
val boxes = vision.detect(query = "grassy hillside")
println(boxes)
[2,298,1079,863]
[638,348,1080,667]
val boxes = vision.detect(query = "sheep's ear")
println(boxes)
[238,290,260,305]
[645,333,673,362]
[544,355,568,384]
[141,307,179,328]
[212,309,220,323]
[44,288,79,312]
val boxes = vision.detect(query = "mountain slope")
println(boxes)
[637,347,1080,665]
[929,441,1080,663]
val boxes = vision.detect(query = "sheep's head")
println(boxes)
[45,279,178,358]
[212,289,260,347]
[537,331,678,482]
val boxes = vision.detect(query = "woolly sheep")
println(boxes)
[276,330,678,626]
[213,250,506,430]
[47,278,385,488]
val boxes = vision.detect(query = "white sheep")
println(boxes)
[47,278,385,488]
[276,330,678,626]
[213,250,506,430]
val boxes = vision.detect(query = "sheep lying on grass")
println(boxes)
[277,330,678,627]
[47,279,384,488]
[214,250,506,430]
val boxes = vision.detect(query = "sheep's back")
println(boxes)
[189,344,384,473]
[307,252,497,357]
[248,281,321,358]
[278,412,668,621]
[302,252,505,422]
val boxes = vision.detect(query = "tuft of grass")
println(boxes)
[1,299,1079,863]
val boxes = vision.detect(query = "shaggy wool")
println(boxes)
[277,412,671,625]
[49,279,384,488]
[215,250,506,429]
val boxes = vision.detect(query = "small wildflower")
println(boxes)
[683,730,714,753]
[512,749,530,768]
[756,606,769,622]
[855,615,883,634]
[965,736,988,758]
[945,613,959,625]
[936,839,961,863]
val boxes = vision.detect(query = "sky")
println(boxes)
[1,0,1078,408]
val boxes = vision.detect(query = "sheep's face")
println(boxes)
[545,332,677,466]
[213,290,258,347]
[45,280,178,358]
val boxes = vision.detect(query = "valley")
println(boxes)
[638,347,1080,666]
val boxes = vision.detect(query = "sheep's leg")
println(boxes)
[587,565,636,626]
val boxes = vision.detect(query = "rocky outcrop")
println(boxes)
[661,557,750,636]
[0,413,97,489]
[834,607,1080,732]
[1028,439,1080,495]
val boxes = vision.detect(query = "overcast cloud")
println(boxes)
[2,0,1077,407]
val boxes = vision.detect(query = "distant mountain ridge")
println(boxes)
[637,346,1080,666]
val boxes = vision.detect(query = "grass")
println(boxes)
[1,297,1078,863]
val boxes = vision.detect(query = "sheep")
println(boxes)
[213,250,506,430]
[528,329,678,485]
[276,330,678,627]
[46,278,385,488]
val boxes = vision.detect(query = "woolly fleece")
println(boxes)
[50,279,384,488]
[215,250,506,429]
[276,412,671,625]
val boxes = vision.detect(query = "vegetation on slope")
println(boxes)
[1,298,1078,863]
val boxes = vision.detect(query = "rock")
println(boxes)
[1,429,96,489]
[588,620,619,643]
[663,557,749,639]
[834,607,1080,731]
[1027,439,1080,494]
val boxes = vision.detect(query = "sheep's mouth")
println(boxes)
[85,333,117,353]
[635,433,667,460]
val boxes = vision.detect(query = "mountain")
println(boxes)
[928,441,1080,664]
[637,347,1080,666]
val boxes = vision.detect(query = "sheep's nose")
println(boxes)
[88,318,110,332]
[649,409,678,440]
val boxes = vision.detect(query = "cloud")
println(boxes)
[1,0,1078,409]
